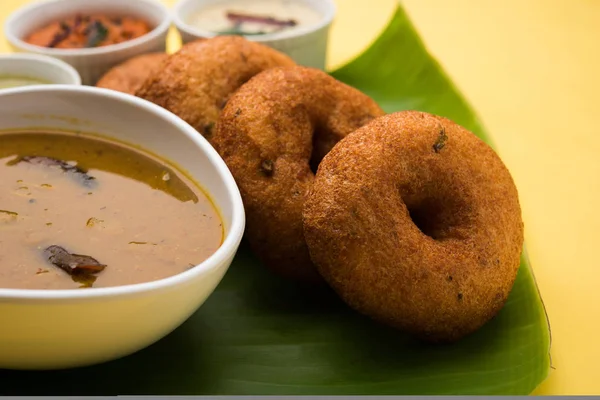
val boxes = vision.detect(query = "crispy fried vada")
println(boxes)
[302,111,524,342]
[96,52,169,95]
[135,36,296,139]
[211,66,385,282]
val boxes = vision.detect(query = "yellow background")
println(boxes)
[1,0,598,395]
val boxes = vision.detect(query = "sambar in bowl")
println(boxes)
[0,85,245,370]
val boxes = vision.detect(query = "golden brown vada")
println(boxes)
[135,36,296,139]
[96,52,169,95]
[302,110,524,342]
[211,66,385,282]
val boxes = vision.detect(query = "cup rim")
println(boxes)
[3,0,173,57]
[0,85,246,301]
[0,53,82,86]
[172,0,337,43]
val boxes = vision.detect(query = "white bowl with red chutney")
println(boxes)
[4,0,171,85]
[0,85,245,370]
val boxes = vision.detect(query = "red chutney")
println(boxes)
[24,14,152,49]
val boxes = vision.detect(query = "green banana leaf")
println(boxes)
[0,4,551,396]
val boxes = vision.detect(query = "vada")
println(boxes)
[302,110,524,342]
[135,36,296,139]
[211,66,385,282]
[96,52,168,95]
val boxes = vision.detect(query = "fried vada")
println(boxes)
[302,110,524,342]
[210,66,385,282]
[135,36,296,139]
[96,52,169,95]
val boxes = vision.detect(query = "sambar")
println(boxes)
[0,130,223,290]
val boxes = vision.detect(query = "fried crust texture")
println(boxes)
[135,36,296,139]
[303,111,524,341]
[96,52,169,95]
[211,66,385,282]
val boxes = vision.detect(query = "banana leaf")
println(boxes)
[0,4,551,396]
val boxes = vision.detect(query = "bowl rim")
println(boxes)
[3,0,172,57]
[172,0,337,43]
[0,53,82,86]
[0,84,246,301]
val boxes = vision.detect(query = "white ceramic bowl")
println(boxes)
[0,85,245,370]
[173,0,336,69]
[4,0,172,85]
[0,53,81,88]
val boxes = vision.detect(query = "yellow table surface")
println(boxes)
[1,0,598,395]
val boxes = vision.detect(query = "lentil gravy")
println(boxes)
[0,130,223,290]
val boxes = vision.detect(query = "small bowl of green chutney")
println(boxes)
[0,53,81,90]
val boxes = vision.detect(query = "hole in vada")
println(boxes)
[309,124,342,175]
[308,146,321,175]
[407,201,445,240]
[405,195,469,241]
[403,179,474,242]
